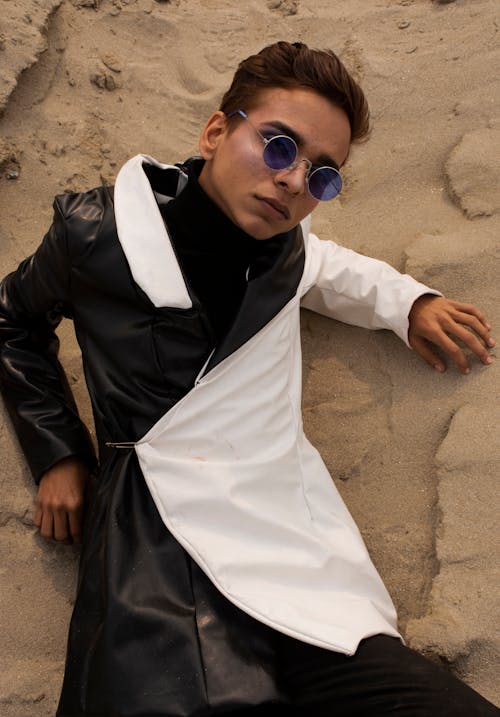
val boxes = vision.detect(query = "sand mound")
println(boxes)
[445,129,500,218]
[0,0,62,115]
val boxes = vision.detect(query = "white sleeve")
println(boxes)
[300,232,441,347]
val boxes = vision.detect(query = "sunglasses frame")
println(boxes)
[226,109,342,201]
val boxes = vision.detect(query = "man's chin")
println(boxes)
[238,215,295,240]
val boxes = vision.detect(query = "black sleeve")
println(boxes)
[0,198,97,483]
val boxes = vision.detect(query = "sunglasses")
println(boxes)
[226,109,342,201]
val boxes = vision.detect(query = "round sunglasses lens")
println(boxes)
[308,168,342,201]
[263,136,297,170]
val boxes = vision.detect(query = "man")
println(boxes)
[0,41,497,716]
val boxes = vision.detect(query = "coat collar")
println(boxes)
[114,154,192,309]
[204,223,305,374]
[114,154,307,367]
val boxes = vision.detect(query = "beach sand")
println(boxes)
[0,0,499,713]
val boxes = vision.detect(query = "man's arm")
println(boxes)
[0,199,96,542]
[300,233,495,372]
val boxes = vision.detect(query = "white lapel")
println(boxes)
[114,154,192,309]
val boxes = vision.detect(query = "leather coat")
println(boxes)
[0,155,437,716]
[0,160,305,716]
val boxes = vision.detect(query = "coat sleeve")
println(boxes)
[0,198,97,483]
[300,232,441,346]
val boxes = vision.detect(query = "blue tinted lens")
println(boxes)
[308,167,342,201]
[263,136,297,170]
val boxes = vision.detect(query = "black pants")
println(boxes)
[241,634,499,716]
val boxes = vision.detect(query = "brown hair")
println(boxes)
[220,41,370,142]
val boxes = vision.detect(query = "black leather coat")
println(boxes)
[0,165,305,716]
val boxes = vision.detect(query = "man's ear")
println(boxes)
[199,111,228,160]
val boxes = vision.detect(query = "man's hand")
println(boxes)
[408,295,495,374]
[33,457,90,544]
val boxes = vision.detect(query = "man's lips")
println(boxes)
[256,195,290,220]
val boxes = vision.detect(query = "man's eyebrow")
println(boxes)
[261,120,340,170]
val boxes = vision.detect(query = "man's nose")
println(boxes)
[274,162,308,195]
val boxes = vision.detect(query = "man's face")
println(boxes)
[198,86,352,240]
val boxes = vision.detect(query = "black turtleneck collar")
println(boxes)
[158,158,267,341]
[160,158,258,253]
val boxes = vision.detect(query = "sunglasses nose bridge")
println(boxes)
[274,161,310,195]
[299,157,313,175]
[290,159,313,185]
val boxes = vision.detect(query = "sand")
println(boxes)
[0,0,499,713]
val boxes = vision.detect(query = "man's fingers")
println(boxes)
[448,300,490,329]
[431,309,494,366]
[33,504,42,528]
[452,311,496,351]
[420,307,493,369]
[37,506,70,543]
[35,509,73,543]
[411,331,473,374]
[53,508,71,543]
[409,336,446,372]
[39,508,55,541]
[430,332,476,374]
[453,310,489,337]
[448,301,496,349]
[448,322,495,366]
